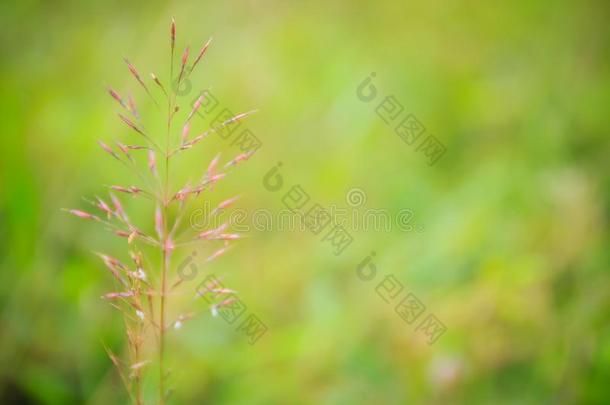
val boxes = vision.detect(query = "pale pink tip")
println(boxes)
[186,95,204,123]
[107,87,125,107]
[148,150,157,175]
[109,193,127,221]
[127,94,139,119]
[182,122,191,142]
[192,37,212,70]
[206,247,228,262]
[222,110,258,126]
[102,291,136,299]
[110,185,141,195]
[207,153,221,177]
[97,140,120,160]
[198,223,228,239]
[174,185,192,201]
[96,197,113,217]
[118,113,143,135]
[213,233,241,240]
[224,151,254,168]
[66,209,99,220]
[181,46,190,66]
[218,196,239,209]
[210,173,226,183]
[123,58,140,79]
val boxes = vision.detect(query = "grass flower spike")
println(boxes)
[65,19,256,404]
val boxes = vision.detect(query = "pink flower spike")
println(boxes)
[181,122,191,143]
[198,223,228,239]
[215,196,239,212]
[116,142,134,162]
[110,185,141,195]
[66,209,99,221]
[210,288,235,294]
[109,193,128,222]
[124,58,141,81]
[126,144,148,150]
[127,94,139,119]
[178,46,190,83]
[191,37,212,71]
[107,87,125,107]
[170,18,176,52]
[182,46,189,67]
[206,247,228,263]
[155,206,163,239]
[96,196,113,218]
[207,153,220,178]
[186,95,204,123]
[210,173,226,183]
[118,113,145,136]
[225,150,255,168]
[214,233,241,241]
[174,184,192,201]
[98,140,120,161]
[148,150,157,176]
[221,110,258,126]
[123,59,155,104]
[102,291,136,299]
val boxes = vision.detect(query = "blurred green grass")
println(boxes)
[1,0,609,403]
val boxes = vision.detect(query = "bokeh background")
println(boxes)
[1,0,609,403]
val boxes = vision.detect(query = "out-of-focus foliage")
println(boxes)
[0,0,609,403]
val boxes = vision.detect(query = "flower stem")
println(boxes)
[159,66,176,404]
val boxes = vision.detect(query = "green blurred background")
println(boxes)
[1,0,609,403]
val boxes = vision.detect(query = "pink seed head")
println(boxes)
[118,113,142,134]
[210,173,226,183]
[206,247,227,262]
[67,209,98,220]
[182,122,191,143]
[207,153,221,177]
[170,18,176,50]
[97,140,120,160]
[218,196,239,209]
[223,110,257,126]
[116,142,129,154]
[192,37,212,70]
[107,87,125,107]
[181,46,190,67]
[198,223,228,239]
[109,193,125,217]
[96,197,113,217]
[225,151,253,168]
[124,58,141,80]
[127,94,139,119]
[155,206,163,239]
[148,150,157,175]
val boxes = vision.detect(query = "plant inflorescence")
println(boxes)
[66,18,255,404]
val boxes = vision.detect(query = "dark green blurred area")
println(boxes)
[1,0,609,403]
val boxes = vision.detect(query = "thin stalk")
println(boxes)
[159,59,177,404]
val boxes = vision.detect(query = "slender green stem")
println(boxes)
[159,72,174,405]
